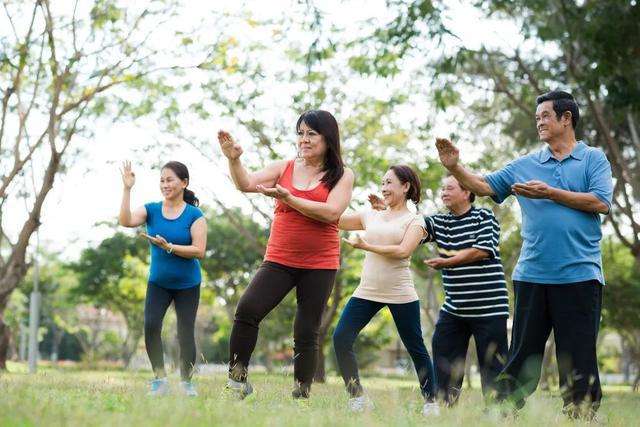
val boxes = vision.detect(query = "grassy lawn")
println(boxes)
[1,363,638,426]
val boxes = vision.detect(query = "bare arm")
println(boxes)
[145,217,208,259]
[118,161,147,227]
[346,224,426,259]
[217,130,287,192]
[435,138,495,196]
[338,211,364,231]
[258,168,355,224]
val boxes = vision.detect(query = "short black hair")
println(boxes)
[536,90,579,129]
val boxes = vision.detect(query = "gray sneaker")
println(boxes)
[180,380,198,397]
[422,401,441,417]
[148,377,170,396]
[347,395,375,412]
[225,378,253,399]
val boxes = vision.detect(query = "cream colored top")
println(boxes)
[352,209,426,304]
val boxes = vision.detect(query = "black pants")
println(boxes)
[432,310,508,405]
[144,283,200,380]
[333,297,436,400]
[496,280,603,411]
[229,261,336,387]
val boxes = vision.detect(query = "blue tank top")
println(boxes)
[145,201,203,289]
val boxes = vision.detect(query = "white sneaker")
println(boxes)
[180,380,198,397]
[348,395,375,412]
[148,377,170,396]
[225,378,253,399]
[422,401,441,417]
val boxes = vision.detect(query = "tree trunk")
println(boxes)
[0,296,11,369]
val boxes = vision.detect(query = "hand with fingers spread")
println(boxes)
[121,161,136,189]
[218,130,244,160]
[255,183,291,201]
[511,180,553,199]
[435,137,460,170]
[424,257,450,270]
[368,193,386,211]
[342,234,368,250]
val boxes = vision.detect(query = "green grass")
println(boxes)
[1,364,638,426]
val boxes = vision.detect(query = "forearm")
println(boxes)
[284,195,342,223]
[119,188,133,226]
[444,248,489,267]
[228,158,252,192]
[448,164,494,196]
[169,244,205,259]
[362,242,411,259]
[549,188,609,214]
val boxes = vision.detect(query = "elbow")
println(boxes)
[393,249,412,259]
[322,209,342,224]
[596,201,610,215]
[118,217,130,227]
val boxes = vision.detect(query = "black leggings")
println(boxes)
[144,283,200,380]
[229,261,336,387]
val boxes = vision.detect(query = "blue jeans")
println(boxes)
[333,296,435,400]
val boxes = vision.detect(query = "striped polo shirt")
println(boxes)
[423,206,509,318]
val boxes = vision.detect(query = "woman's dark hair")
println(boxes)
[161,161,199,206]
[296,110,344,190]
[389,165,422,205]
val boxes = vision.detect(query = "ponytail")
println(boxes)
[183,188,199,207]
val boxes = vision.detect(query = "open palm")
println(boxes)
[121,161,135,189]
[218,130,243,160]
[435,137,459,169]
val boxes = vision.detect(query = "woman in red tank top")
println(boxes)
[217,110,354,400]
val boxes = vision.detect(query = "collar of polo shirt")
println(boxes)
[538,140,587,163]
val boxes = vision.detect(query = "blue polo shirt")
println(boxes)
[484,141,612,285]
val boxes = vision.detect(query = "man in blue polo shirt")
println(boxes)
[434,90,612,419]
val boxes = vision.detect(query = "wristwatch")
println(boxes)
[166,243,174,254]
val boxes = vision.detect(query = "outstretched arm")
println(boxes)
[435,137,495,196]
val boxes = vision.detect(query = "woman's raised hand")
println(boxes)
[218,130,243,160]
[368,193,386,211]
[121,161,136,189]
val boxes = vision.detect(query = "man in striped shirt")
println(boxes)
[422,175,508,406]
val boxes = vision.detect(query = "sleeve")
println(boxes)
[420,215,437,245]
[484,160,518,204]
[587,149,613,214]
[407,214,427,237]
[190,206,204,224]
[471,210,500,259]
[144,203,154,225]
[361,210,372,229]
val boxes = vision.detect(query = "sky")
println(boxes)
[2,0,532,261]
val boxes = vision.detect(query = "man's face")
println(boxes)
[440,176,469,209]
[535,100,570,142]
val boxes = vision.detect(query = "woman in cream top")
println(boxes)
[332,165,439,416]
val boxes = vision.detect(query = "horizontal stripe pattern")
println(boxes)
[424,207,509,318]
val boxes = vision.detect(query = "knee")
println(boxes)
[333,327,354,352]
[144,315,163,335]
[234,298,263,327]
[294,325,319,350]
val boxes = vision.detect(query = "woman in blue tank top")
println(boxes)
[119,160,207,397]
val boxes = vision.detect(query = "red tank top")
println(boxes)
[264,160,340,269]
